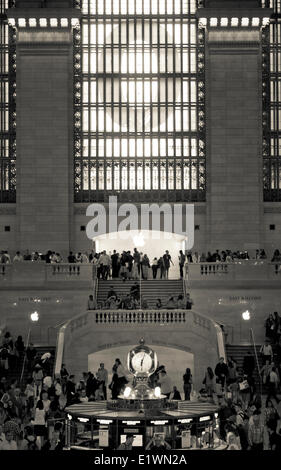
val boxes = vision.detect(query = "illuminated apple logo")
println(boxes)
[30,311,39,322]
[133,232,145,247]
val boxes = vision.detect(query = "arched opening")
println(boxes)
[88,343,194,397]
[93,229,187,279]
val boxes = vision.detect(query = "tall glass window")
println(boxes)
[0,0,16,203]
[74,0,205,202]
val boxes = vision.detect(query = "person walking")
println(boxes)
[248,412,265,451]
[266,366,280,405]
[260,340,273,365]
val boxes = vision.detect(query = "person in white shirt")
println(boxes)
[32,399,47,450]
[43,375,53,390]
[79,389,89,402]
[158,371,173,399]
[260,340,273,364]
[40,391,51,413]
[81,252,89,263]
[0,430,17,450]
[13,251,23,262]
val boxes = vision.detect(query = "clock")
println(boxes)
[131,351,153,373]
[128,338,157,376]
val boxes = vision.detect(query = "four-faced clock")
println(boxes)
[131,351,153,373]
[128,338,157,376]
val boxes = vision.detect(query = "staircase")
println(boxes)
[225,344,263,388]
[8,345,56,387]
[97,279,184,309]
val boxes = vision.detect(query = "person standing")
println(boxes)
[114,359,128,396]
[266,366,280,405]
[158,370,173,399]
[96,363,108,400]
[203,367,215,400]
[178,250,186,279]
[163,250,174,279]
[152,257,158,279]
[183,368,193,400]
[215,357,229,392]
[111,250,120,278]
[133,248,141,276]
[158,256,165,279]
[65,375,77,406]
[248,412,265,451]
[142,254,150,280]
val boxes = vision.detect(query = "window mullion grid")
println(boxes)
[103,18,106,193]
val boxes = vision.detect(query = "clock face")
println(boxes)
[131,351,153,373]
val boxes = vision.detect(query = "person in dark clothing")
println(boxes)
[67,252,76,263]
[111,250,120,278]
[243,352,256,377]
[107,286,117,300]
[25,343,37,372]
[268,426,281,451]
[110,364,119,399]
[215,357,229,390]
[171,386,182,400]
[178,250,186,279]
[86,372,98,398]
[65,375,76,406]
[130,282,140,301]
[183,368,192,400]
[218,400,233,442]
[163,250,174,279]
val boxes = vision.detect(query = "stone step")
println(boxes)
[97,279,184,307]
[225,344,263,386]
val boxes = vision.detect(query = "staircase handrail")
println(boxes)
[250,328,263,396]
[20,328,31,384]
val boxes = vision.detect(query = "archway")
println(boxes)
[93,229,187,279]
[88,343,194,397]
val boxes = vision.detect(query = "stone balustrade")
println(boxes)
[0,262,95,287]
[186,261,281,281]
[1,261,281,287]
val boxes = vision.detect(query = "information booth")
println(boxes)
[65,340,223,450]
[65,400,222,450]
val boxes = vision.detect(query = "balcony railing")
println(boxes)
[1,261,281,286]
[0,262,95,286]
[94,310,187,324]
[186,261,281,281]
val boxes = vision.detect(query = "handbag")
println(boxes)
[239,380,249,391]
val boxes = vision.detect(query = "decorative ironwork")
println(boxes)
[262,0,281,201]
[0,0,16,203]
[74,0,206,203]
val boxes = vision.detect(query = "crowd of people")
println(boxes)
[186,355,281,450]
[1,325,281,451]
[2,247,281,275]
[87,285,193,311]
